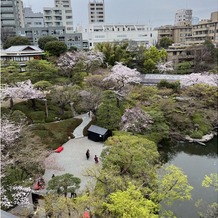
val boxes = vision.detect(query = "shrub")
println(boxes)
[28,111,45,123]
[60,111,73,120]
[190,130,204,139]
[157,80,180,92]
[11,110,27,123]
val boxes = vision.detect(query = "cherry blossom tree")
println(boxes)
[180,73,218,87]
[57,50,104,77]
[78,87,103,114]
[104,63,141,93]
[120,107,153,133]
[1,185,31,209]
[157,61,174,73]
[1,80,45,108]
[0,116,23,150]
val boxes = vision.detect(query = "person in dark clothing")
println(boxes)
[94,155,99,163]
[52,174,55,178]
[86,149,90,160]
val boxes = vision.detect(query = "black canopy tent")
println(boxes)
[88,125,112,142]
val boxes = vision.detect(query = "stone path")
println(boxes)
[43,113,104,194]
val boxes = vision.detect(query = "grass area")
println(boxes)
[11,99,73,123]
[30,118,82,150]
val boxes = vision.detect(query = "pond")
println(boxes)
[159,136,218,218]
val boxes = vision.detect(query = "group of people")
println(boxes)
[86,149,99,163]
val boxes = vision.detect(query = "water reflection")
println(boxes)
[159,136,218,218]
[159,136,218,163]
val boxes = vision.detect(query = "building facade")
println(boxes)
[81,24,157,49]
[157,11,218,46]
[16,26,83,49]
[175,9,192,26]
[187,11,218,45]
[24,7,44,27]
[43,0,73,33]
[0,45,44,71]
[1,0,25,41]
[88,0,105,24]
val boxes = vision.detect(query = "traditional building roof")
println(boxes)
[4,45,43,54]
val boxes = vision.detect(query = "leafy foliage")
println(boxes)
[103,183,158,218]
[158,37,173,49]
[44,41,67,57]
[38,36,58,50]
[3,36,30,49]
[48,173,81,196]
[96,90,121,130]
[95,42,132,66]
[143,47,167,73]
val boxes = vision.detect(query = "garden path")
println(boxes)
[42,113,104,194]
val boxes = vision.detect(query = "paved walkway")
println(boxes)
[43,113,104,194]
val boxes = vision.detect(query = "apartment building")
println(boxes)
[81,24,157,49]
[175,9,192,26]
[16,26,83,49]
[43,0,73,33]
[187,11,218,45]
[88,0,105,24]
[1,0,25,41]
[24,7,44,27]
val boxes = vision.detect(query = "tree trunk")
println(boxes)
[31,99,36,110]
[10,97,14,109]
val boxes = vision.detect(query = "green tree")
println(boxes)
[96,90,121,130]
[26,59,58,83]
[50,85,81,115]
[176,61,192,74]
[103,183,158,218]
[195,173,218,218]
[143,47,167,73]
[48,173,81,197]
[159,37,174,49]
[38,36,58,50]
[1,61,22,84]
[44,41,67,57]
[34,80,53,91]
[3,36,30,49]
[104,135,159,181]
[95,42,132,66]
[158,165,193,205]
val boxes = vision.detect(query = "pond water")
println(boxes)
[159,136,218,218]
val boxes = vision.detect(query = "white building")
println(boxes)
[175,9,192,26]
[81,24,158,49]
[43,0,73,33]
[24,7,44,27]
[88,0,105,24]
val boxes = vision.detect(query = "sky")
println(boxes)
[22,0,218,28]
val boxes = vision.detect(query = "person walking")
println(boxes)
[94,155,99,163]
[86,149,90,160]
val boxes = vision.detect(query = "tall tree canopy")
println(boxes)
[96,90,121,130]
[38,36,58,50]
[3,36,30,49]
[44,41,67,57]
[143,46,167,73]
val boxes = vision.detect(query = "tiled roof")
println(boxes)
[5,45,42,52]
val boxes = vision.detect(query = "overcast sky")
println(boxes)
[22,0,218,28]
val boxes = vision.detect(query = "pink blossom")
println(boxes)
[1,186,31,209]
[181,73,218,87]
[1,80,45,100]
[0,116,23,150]
[104,62,141,91]
[120,107,153,133]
